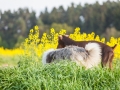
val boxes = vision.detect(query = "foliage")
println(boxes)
[0,60,120,90]
[0,47,23,66]
[0,26,120,89]
[50,23,74,34]
[0,9,37,48]
[0,25,120,62]
[1,1,120,48]
[22,26,120,59]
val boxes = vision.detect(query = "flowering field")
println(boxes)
[0,25,120,66]
[0,26,120,90]
[0,47,23,67]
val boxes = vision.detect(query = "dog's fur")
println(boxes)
[57,35,117,69]
[42,43,101,69]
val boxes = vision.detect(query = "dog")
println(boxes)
[42,43,101,69]
[57,35,117,69]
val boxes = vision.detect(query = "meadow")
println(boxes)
[0,26,120,90]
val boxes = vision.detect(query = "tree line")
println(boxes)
[0,0,120,48]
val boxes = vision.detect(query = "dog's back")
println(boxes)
[42,46,86,64]
[42,43,101,69]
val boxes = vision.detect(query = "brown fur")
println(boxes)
[57,35,117,69]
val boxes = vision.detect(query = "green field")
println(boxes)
[0,57,120,90]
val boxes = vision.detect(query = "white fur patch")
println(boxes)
[84,43,102,69]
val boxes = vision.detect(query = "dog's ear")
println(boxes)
[64,35,69,37]
[58,35,69,40]
[58,35,63,40]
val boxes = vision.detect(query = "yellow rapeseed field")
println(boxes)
[0,47,24,56]
[0,25,120,60]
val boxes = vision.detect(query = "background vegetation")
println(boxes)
[0,25,120,90]
[0,1,120,89]
[0,0,120,48]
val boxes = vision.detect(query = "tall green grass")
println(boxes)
[0,58,120,90]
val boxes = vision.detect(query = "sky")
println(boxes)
[0,0,118,16]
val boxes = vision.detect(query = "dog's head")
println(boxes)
[57,35,69,48]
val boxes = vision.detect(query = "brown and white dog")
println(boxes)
[57,35,117,69]
[42,43,101,69]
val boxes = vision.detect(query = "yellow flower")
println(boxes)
[50,28,55,34]
[30,29,33,33]
[34,25,39,30]
[1,25,120,63]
